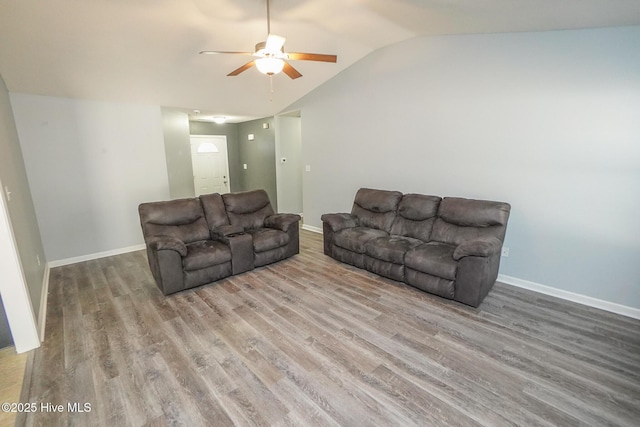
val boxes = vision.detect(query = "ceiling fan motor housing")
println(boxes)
[255,41,285,57]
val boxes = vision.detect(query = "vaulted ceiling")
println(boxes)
[1,0,639,122]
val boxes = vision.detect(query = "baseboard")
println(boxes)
[48,244,146,268]
[301,224,639,320]
[498,274,640,320]
[37,264,50,342]
[302,224,322,234]
[44,239,639,321]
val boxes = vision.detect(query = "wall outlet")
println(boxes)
[501,247,510,257]
[305,165,311,172]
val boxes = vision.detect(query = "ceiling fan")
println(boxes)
[199,0,337,79]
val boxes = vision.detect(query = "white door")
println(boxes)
[190,135,230,196]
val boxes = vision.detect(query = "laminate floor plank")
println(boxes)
[20,229,640,426]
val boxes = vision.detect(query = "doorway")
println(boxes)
[190,135,230,196]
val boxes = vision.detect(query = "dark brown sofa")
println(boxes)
[321,188,510,307]
[139,189,300,295]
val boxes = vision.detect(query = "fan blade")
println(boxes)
[287,52,337,63]
[282,62,302,79]
[200,51,254,55]
[265,34,286,52]
[227,61,256,76]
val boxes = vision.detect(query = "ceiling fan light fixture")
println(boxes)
[200,0,336,80]
[255,57,285,75]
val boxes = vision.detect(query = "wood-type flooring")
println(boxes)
[18,229,640,426]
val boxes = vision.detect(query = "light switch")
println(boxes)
[243,164,248,170]
[248,134,255,141]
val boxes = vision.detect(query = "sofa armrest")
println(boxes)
[264,213,301,232]
[453,237,502,261]
[147,235,187,257]
[320,213,358,232]
[212,224,245,239]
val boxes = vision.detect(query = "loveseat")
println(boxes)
[321,188,510,307]
[139,189,300,295]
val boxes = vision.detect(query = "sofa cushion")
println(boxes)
[431,197,511,246]
[351,188,402,233]
[437,197,510,227]
[333,227,388,254]
[405,242,458,280]
[139,198,210,244]
[183,240,232,271]
[247,228,289,253]
[390,194,441,241]
[364,235,423,264]
[222,189,275,230]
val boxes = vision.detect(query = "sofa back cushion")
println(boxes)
[199,192,230,230]
[431,197,511,246]
[139,198,210,244]
[390,194,442,241]
[351,188,402,233]
[222,189,275,230]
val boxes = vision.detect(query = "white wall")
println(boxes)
[289,26,640,309]
[275,115,303,214]
[161,108,195,200]
[10,94,170,262]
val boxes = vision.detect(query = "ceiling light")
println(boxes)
[212,116,226,124]
[255,57,284,76]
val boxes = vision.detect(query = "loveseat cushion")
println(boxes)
[139,198,210,244]
[351,188,402,233]
[333,227,388,253]
[222,189,275,230]
[364,235,423,264]
[247,228,289,253]
[405,242,458,280]
[183,240,232,271]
